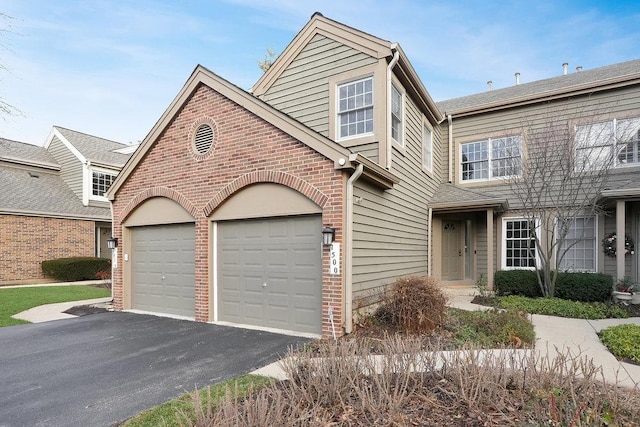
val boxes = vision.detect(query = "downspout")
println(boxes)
[344,162,364,334]
[427,207,433,275]
[385,45,400,170]
[447,114,453,183]
[109,202,115,303]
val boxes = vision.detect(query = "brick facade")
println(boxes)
[0,215,95,284]
[112,83,345,337]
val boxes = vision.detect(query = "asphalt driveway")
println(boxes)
[0,312,309,426]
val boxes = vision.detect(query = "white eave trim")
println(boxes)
[0,208,111,221]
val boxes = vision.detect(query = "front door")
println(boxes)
[442,221,463,280]
[97,227,111,258]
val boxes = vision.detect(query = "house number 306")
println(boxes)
[329,242,340,275]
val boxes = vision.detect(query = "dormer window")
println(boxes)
[92,171,116,197]
[337,77,373,139]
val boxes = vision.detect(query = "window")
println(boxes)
[503,218,537,269]
[422,124,432,172]
[391,84,402,144]
[557,216,596,271]
[92,172,116,197]
[575,117,640,170]
[422,125,433,172]
[461,136,521,181]
[338,77,373,139]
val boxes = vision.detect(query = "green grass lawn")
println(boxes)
[0,285,111,327]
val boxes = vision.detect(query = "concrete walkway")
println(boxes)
[9,284,640,388]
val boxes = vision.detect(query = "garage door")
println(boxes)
[131,223,195,318]
[218,215,322,335]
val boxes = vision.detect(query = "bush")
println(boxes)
[495,270,613,302]
[376,276,447,334]
[42,257,111,282]
[599,324,640,364]
[184,337,640,426]
[555,272,613,302]
[494,270,541,297]
[447,308,535,348]
[499,295,628,319]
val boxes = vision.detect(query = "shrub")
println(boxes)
[377,276,447,334]
[499,295,628,319]
[494,270,541,297]
[447,308,535,347]
[495,270,614,302]
[42,257,111,282]
[599,324,640,364]
[184,337,640,426]
[555,272,613,302]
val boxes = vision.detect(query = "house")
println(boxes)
[0,126,133,285]
[107,12,640,337]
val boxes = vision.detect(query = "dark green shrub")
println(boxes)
[555,272,612,302]
[377,276,447,334]
[42,257,111,282]
[495,270,613,302]
[494,270,541,297]
[598,324,640,363]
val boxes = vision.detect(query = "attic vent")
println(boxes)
[193,124,214,155]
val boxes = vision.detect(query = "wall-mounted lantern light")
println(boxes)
[107,237,118,249]
[322,227,335,246]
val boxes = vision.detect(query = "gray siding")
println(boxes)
[47,136,83,201]
[263,34,377,138]
[444,85,640,282]
[352,93,440,303]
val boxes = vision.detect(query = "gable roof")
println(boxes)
[252,12,443,125]
[0,138,109,220]
[109,65,403,199]
[45,126,130,168]
[437,58,640,116]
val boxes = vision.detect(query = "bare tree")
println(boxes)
[0,12,21,119]
[505,101,628,297]
[257,48,276,73]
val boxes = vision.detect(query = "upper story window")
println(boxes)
[461,135,522,182]
[422,123,433,172]
[337,77,373,139]
[92,171,116,197]
[391,84,403,145]
[575,117,640,170]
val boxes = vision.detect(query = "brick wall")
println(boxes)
[0,215,95,284]
[112,83,345,337]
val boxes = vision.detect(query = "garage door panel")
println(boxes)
[218,215,322,334]
[131,223,195,318]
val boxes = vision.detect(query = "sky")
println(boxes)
[1,0,639,147]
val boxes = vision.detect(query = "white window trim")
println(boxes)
[501,217,540,270]
[422,118,433,174]
[391,82,404,147]
[460,135,522,183]
[555,215,598,272]
[89,167,117,202]
[336,76,375,142]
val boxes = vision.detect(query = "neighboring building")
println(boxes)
[0,126,133,284]
[107,12,640,337]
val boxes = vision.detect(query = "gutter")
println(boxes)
[385,45,400,170]
[344,163,364,334]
